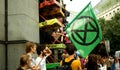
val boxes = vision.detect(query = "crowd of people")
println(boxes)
[60,45,120,70]
[16,41,52,70]
[16,41,120,70]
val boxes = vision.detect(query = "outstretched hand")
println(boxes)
[45,47,52,56]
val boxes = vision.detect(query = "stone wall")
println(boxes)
[0,0,39,70]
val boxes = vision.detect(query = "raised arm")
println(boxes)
[45,47,52,56]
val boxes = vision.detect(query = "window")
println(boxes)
[109,13,111,15]
[106,14,108,16]
[117,8,119,11]
[113,11,115,13]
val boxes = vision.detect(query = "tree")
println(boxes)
[98,18,105,32]
[98,12,120,55]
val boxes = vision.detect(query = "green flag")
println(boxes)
[66,2,102,58]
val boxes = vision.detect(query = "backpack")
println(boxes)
[57,59,74,70]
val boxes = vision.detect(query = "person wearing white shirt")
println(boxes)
[111,57,120,70]
[25,41,39,70]
[36,44,52,70]
[115,57,120,70]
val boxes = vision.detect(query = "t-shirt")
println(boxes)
[115,62,120,70]
[98,64,107,70]
[27,53,36,67]
[36,56,47,70]
[60,57,82,70]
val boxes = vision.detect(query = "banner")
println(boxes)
[66,2,102,58]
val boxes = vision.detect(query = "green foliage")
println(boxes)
[98,18,105,31]
[98,12,120,55]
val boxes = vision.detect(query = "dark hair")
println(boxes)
[87,54,98,70]
[65,44,77,55]
[36,44,46,55]
[20,54,29,67]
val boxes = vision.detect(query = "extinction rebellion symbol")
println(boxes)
[71,16,99,45]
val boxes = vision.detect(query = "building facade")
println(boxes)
[97,2,120,20]
[95,0,120,20]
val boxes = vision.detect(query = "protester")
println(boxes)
[82,56,88,70]
[86,54,99,70]
[111,56,120,70]
[35,44,52,70]
[59,44,82,70]
[104,56,113,70]
[25,41,38,70]
[61,50,69,60]
[16,54,31,70]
